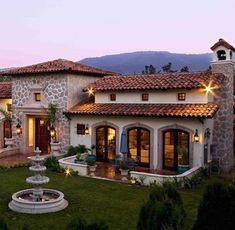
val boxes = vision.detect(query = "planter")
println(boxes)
[4,137,14,148]
[89,164,97,177]
[178,164,189,174]
[86,154,96,162]
[120,169,129,176]
[51,142,61,156]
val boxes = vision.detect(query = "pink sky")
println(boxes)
[0,0,234,68]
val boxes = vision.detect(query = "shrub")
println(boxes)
[137,183,185,230]
[193,179,235,230]
[44,156,62,172]
[0,217,8,230]
[67,146,77,156]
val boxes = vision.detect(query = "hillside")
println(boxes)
[79,51,212,74]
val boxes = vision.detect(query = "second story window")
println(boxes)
[178,93,186,101]
[110,94,116,101]
[34,93,41,102]
[142,93,149,101]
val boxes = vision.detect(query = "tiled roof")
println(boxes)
[211,38,235,51]
[67,103,219,118]
[84,72,224,91]
[1,59,117,76]
[0,82,12,98]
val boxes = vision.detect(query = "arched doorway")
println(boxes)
[96,126,116,161]
[163,129,189,171]
[127,127,150,167]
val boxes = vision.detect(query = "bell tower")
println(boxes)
[211,38,235,172]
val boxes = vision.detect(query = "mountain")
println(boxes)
[79,51,212,74]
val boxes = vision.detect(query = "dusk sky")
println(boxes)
[0,0,234,68]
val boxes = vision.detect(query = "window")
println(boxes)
[110,94,116,101]
[142,93,149,101]
[34,93,41,102]
[178,93,186,101]
[6,103,12,112]
[77,124,85,135]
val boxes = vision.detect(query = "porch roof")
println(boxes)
[66,102,219,118]
[84,72,224,91]
[0,82,12,98]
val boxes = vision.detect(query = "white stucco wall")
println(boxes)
[69,115,210,170]
[95,89,208,104]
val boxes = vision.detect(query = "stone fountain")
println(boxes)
[9,147,68,214]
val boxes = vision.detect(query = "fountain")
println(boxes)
[8,147,68,214]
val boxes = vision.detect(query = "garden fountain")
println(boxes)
[8,147,68,214]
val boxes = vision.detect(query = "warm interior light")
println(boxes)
[194,129,199,143]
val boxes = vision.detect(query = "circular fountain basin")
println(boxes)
[26,176,49,186]
[8,188,68,214]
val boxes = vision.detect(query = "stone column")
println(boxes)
[212,61,234,172]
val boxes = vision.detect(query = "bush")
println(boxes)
[44,156,62,172]
[193,179,235,230]
[0,217,8,230]
[66,217,109,230]
[137,183,185,230]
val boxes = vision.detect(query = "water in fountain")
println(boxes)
[8,147,68,214]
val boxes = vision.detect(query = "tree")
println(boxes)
[142,64,156,74]
[162,62,176,73]
[180,66,189,72]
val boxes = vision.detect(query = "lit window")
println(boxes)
[142,93,149,101]
[110,94,116,101]
[34,93,41,102]
[6,104,12,112]
[178,93,186,101]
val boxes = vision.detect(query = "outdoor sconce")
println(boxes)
[50,126,56,138]
[85,124,90,135]
[16,123,22,136]
[194,129,199,143]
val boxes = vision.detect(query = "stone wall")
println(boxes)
[12,73,102,155]
[212,61,234,172]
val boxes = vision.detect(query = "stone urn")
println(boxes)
[4,137,14,148]
[88,164,97,177]
[120,169,129,176]
[50,142,61,156]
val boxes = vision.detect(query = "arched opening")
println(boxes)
[217,50,226,60]
[163,129,189,171]
[96,126,116,161]
[127,127,150,167]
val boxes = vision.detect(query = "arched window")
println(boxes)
[128,127,150,167]
[217,50,226,60]
[96,126,116,161]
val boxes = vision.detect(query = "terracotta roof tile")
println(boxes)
[84,72,224,91]
[0,82,12,98]
[67,103,219,118]
[1,59,117,76]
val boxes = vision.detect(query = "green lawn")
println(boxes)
[0,167,205,230]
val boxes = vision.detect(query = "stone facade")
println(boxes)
[12,73,102,155]
[212,61,234,171]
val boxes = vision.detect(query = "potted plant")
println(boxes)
[86,145,96,161]
[0,108,13,148]
[87,159,97,176]
[177,145,189,173]
[119,161,130,176]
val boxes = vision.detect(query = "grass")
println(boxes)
[0,167,207,230]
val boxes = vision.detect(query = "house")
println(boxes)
[0,82,12,148]
[0,59,116,155]
[0,39,234,174]
[65,39,234,173]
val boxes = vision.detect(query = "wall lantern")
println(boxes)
[85,124,90,135]
[16,123,22,136]
[50,126,56,138]
[194,129,200,143]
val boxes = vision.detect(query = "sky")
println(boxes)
[0,0,234,68]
